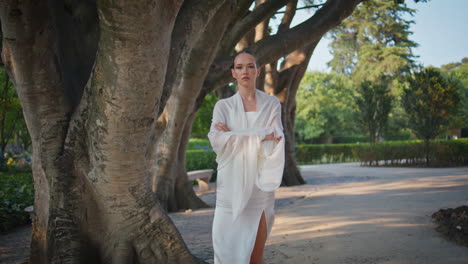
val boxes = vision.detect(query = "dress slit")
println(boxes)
[249,210,267,260]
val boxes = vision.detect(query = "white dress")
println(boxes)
[208,89,285,264]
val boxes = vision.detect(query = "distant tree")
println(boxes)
[354,76,393,143]
[403,67,461,165]
[295,72,358,143]
[440,58,468,129]
[327,0,424,143]
[441,57,468,74]
[327,0,418,80]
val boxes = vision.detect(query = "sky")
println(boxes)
[292,0,468,72]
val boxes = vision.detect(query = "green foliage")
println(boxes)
[0,66,30,170]
[306,134,370,144]
[296,143,358,164]
[440,57,468,129]
[295,139,468,167]
[187,138,211,150]
[191,92,217,139]
[385,79,414,142]
[186,138,217,179]
[185,150,217,182]
[0,171,34,232]
[327,0,417,80]
[354,76,393,143]
[353,139,468,167]
[295,72,360,143]
[403,67,461,141]
[325,0,442,143]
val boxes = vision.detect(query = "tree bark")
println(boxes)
[278,42,318,185]
[152,1,234,212]
[260,0,310,186]
[0,0,205,262]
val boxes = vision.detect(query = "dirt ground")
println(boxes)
[0,225,30,264]
[432,205,468,247]
[1,163,468,264]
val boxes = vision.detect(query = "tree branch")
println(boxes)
[228,0,255,29]
[217,0,289,56]
[159,0,228,116]
[278,0,297,33]
[276,3,324,14]
[205,0,363,92]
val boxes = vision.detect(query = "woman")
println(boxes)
[208,51,285,264]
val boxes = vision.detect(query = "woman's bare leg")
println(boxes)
[250,211,267,264]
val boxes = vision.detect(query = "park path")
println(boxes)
[1,163,468,263]
[172,163,468,264]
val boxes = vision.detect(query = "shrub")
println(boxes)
[187,138,211,151]
[0,171,34,232]
[295,139,468,167]
[295,143,358,164]
[186,150,217,181]
[353,139,468,166]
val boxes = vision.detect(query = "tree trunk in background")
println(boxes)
[278,43,318,185]
[261,0,307,186]
[151,1,234,212]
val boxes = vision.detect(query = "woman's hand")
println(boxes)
[215,122,230,132]
[263,132,282,143]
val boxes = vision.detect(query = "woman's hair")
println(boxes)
[230,50,258,69]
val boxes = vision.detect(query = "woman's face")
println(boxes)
[231,53,260,88]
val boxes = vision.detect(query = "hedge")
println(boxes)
[187,138,211,151]
[353,139,468,167]
[186,149,218,182]
[295,143,358,164]
[187,138,468,168]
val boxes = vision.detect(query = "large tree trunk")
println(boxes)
[0,0,203,262]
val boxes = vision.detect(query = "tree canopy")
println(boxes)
[327,0,418,80]
[403,67,461,141]
[295,72,358,143]
[354,76,393,143]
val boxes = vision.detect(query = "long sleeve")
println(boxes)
[256,101,285,192]
[208,101,272,170]
[208,92,285,220]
